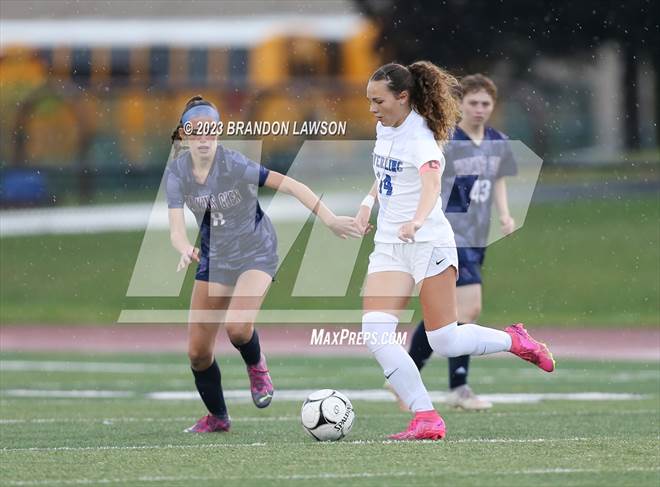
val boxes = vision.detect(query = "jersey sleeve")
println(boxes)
[496,137,518,178]
[165,165,185,208]
[228,150,270,187]
[411,133,445,170]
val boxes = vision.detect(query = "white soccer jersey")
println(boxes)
[373,110,455,244]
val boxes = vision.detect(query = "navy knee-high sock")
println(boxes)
[408,320,434,370]
[448,323,471,389]
[232,329,261,366]
[192,359,227,417]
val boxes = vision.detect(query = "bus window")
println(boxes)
[188,48,208,86]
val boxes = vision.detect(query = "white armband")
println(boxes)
[360,194,375,210]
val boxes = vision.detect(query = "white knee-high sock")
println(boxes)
[362,311,434,412]
[426,322,512,357]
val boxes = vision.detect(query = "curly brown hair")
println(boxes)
[370,61,461,142]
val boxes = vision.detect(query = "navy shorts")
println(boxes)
[456,247,485,287]
[195,254,278,286]
[195,227,279,286]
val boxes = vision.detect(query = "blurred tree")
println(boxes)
[355,0,659,151]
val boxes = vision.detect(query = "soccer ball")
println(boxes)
[300,389,355,441]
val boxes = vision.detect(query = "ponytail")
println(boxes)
[370,61,461,142]
[407,61,461,142]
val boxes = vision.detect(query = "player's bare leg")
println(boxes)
[363,270,414,318]
[457,284,482,324]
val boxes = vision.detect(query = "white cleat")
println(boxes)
[445,384,492,411]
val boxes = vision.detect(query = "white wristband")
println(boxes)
[360,194,375,210]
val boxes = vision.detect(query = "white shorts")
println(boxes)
[367,241,459,284]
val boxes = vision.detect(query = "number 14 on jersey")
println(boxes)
[378,173,393,196]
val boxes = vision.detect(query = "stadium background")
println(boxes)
[0,0,657,327]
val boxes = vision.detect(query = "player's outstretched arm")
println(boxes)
[355,179,377,235]
[168,208,200,271]
[398,161,442,242]
[494,178,515,235]
[264,171,362,239]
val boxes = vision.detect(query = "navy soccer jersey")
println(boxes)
[441,126,517,263]
[165,145,278,284]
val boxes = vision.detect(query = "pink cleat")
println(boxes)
[247,353,274,408]
[388,410,446,441]
[184,414,231,433]
[505,323,555,372]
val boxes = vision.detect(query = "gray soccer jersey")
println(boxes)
[165,146,278,280]
[442,126,517,252]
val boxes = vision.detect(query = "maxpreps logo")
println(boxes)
[310,328,407,346]
[120,140,542,324]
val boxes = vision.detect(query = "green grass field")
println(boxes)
[1,195,658,326]
[1,352,658,486]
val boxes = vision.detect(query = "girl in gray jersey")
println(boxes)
[168,96,360,433]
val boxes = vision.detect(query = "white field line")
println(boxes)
[0,361,183,374]
[0,436,628,453]
[0,193,361,237]
[1,443,267,453]
[1,408,657,425]
[148,390,649,403]
[0,388,648,403]
[0,415,302,425]
[2,390,133,399]
[2,466,660,486]
[3,360,658,384]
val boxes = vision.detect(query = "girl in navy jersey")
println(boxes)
[168,95,360,433]
[356,62,554,441]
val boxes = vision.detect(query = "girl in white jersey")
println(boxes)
[356,62,555,441]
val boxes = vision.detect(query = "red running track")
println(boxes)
[1,325,658,361]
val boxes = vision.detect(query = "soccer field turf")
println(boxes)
[1,195,659,327]
[1,353,658,486]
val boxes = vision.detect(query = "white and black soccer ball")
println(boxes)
[300,389,355,441]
